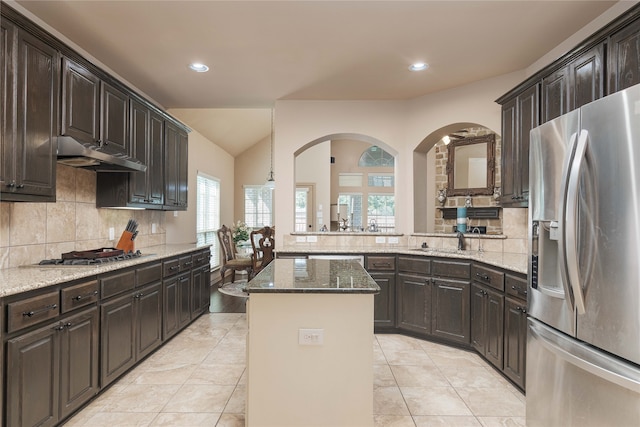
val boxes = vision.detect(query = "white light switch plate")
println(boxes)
[388,236,399,244]
[375,236,385,244]
[299,328,324,345]
[306,235,318,243]
[296,236,306,243]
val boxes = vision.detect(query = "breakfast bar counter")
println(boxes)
[245,258,379,427]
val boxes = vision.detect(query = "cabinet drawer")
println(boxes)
[193,250,211,267]
[137,263,162,287]
[7,291,60,332]
[163,258,181,277]
[432,259,471,279]
[61,280,98,313]
[506,274,528,300]
[100,269,135,299]
[397,256,430,274]
[366,256,396,271]
[179,255,193,272]
[472,264,505,291]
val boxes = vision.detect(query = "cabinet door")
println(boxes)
[608,17,640,94]
[163,276,180,340]
[100,293,136,387]
[164,122,188,210]
[6,323,59,427]
[178,272,192,328]
[135,282,163,360]
[370,272,396,330]
[129,99,149,204]
[504,297,527,389]
[148,110,165,204]
[569,44,604,110]
[1,20,15,192]
[177,129,188,208]
[397,273,431,334]
[515,83,538,206]
[10,29,58,201]
[500,98,517,204]
[59,307,99,420]
[191,265,211,317]
[541,67,569,122]
[61,58,100,144]
[101,81,129,154]
[470,283,487,354]
[485,288,504,369]
[431,278,470,345]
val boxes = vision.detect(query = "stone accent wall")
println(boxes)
[0,165,166,269]
[434,127,503,234]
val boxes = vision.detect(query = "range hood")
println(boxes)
[56,136,147,172]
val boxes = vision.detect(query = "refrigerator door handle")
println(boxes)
[563,129,588,315]
[530,319,640,393]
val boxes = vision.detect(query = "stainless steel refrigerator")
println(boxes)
[527,83,640,426]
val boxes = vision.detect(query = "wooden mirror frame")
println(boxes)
[446,133,496,196]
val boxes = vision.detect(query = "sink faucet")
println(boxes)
[471,227,483,252]
[456,231,465,250]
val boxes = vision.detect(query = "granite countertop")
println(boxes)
[246,258,380,294]
[277,247,528,275]
[0,244,211,298]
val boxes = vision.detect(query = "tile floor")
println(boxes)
[64,313,525,427]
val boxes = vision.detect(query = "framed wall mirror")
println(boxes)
[446,133,495,196]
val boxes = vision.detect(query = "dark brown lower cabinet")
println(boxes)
[397,273,432,334]
[431,278,470,345]
[191,265,211,318]
[471,283,504,369]
[6,306,99,427]
[178,272,191,329]
[101,282,162,387]
[504,296,527,389]
[370,272,396,330]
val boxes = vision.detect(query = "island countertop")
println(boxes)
[246,258,380,294]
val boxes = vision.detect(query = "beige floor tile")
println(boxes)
[149,412,221,426]
[373,414,416,426]
[390,364,450,387]
[73,411,156,426]
[383,349,435,366]
[224,385,246,414]
[377,334,425,351]
[477,416,526,427]
[374,364,398,388]
[161,384,235,413]
[102,384,181,413]
[186,363,245,385]
[400,386,473,416]
[131,363,198,385]
[439,366,509,388]
[215,413,246,427]
[413,415,483,426]
[373,386,411,416]
[456,388,526,417]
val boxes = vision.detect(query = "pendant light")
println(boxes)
[264,108,275,189]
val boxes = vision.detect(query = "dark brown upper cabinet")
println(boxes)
[607,15,640,94]
[61,58,129,156]
[164,121,188,210]
[1,21,59,202]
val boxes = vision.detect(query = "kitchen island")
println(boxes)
[245,258,379,427]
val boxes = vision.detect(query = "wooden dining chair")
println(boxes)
[216,224,253,285]
[250,226,275,275]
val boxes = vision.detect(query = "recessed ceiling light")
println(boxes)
[409,62,429,71]
[189,62,209,73]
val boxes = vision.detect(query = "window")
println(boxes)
[367,194,395,232]
[244,185,273,227]
[196,173,220,268]
[358,146,394,167]
[338,173,363,187]
[295,187,310,232]
[368,173,394,187]
[338,193,363,229]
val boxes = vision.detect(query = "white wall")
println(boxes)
[164,125,235,244]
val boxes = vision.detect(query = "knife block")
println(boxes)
[115,231,135,253]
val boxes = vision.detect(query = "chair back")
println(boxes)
[250,226,275,271]
[217,225,237,262]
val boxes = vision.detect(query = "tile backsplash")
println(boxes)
[0,165,165,269]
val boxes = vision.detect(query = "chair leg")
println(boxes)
[231,270,236,283]
[219,267,226,287]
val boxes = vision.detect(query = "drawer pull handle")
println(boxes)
[516,306,527,314]
[169,265,179,271]
[72,290,98,301]
[511,285,528,295]
[184,261,193,266]
[23,304,57,318]
[475,272,491,281]
[373,262,391,267]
